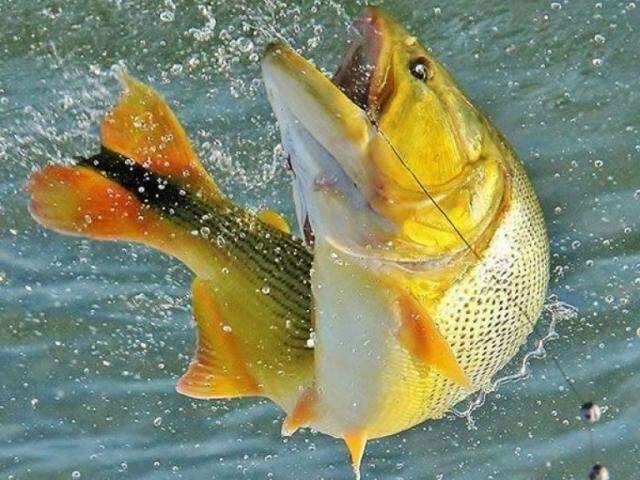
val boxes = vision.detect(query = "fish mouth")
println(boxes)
[261,8,391,250]
[332,7,385,113]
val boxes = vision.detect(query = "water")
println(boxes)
[1,1,638,478]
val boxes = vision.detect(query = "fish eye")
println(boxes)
[409,58,431,82]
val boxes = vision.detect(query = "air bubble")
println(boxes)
[159,11,174,22]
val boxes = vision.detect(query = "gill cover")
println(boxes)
[345,7,509,256]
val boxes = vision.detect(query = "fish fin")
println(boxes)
[257,209,291,234]
[27,75,226,262]
[27,164,153,241]
[176,278,262,399]
[102,73,223,201]
[344,431,367,480]
[395,292,473,390]
[281,387,318,436]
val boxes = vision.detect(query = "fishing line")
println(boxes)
[552,356,600,466]
[552,355,586,403]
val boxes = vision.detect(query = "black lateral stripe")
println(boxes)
[77,147,185,211]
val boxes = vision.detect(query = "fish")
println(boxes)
[262,6,550,477]
[27,74,317,412]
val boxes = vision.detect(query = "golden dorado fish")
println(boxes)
[28,75,316,410]
[262,6,549,477]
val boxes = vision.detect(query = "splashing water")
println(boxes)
[453,298,579,429]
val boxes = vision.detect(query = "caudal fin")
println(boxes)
[27,74,223,252]
[27,75,316,408]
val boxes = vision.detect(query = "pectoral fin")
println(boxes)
[395,293,472,390]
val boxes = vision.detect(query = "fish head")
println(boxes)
[262,7,507,262]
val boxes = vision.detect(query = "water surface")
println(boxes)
[1,1,638,479]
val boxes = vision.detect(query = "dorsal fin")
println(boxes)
[257,209,291,233]
[102,73,223,202]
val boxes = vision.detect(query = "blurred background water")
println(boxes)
[0,1,638,479]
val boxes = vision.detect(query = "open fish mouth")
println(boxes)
[332,9,384,112]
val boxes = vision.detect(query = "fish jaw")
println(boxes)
[262,42,404,257]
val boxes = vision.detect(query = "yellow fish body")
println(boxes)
[262,7,549,475]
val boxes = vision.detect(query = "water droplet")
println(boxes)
[160,11,174,22]
[237,37,254,53]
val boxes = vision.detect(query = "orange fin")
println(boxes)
[27,74,224,242]
[176,278,261,399]
[257,209,290,234]
[281,387,318,436]
[395,293,473,390]
[27,164,151,241]
[102,73,222,201]
[344,431,367,480]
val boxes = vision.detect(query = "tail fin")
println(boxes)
[27,74,222,247]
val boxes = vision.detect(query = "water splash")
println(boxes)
[452,297,579,429]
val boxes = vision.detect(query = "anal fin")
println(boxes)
[281,387,318,436]
[395,292,473,390]
[177,278,261,399]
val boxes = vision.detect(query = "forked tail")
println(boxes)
[27,75,314,406]
[27,74,224,266]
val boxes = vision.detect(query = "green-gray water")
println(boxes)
[1,1,638,478]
